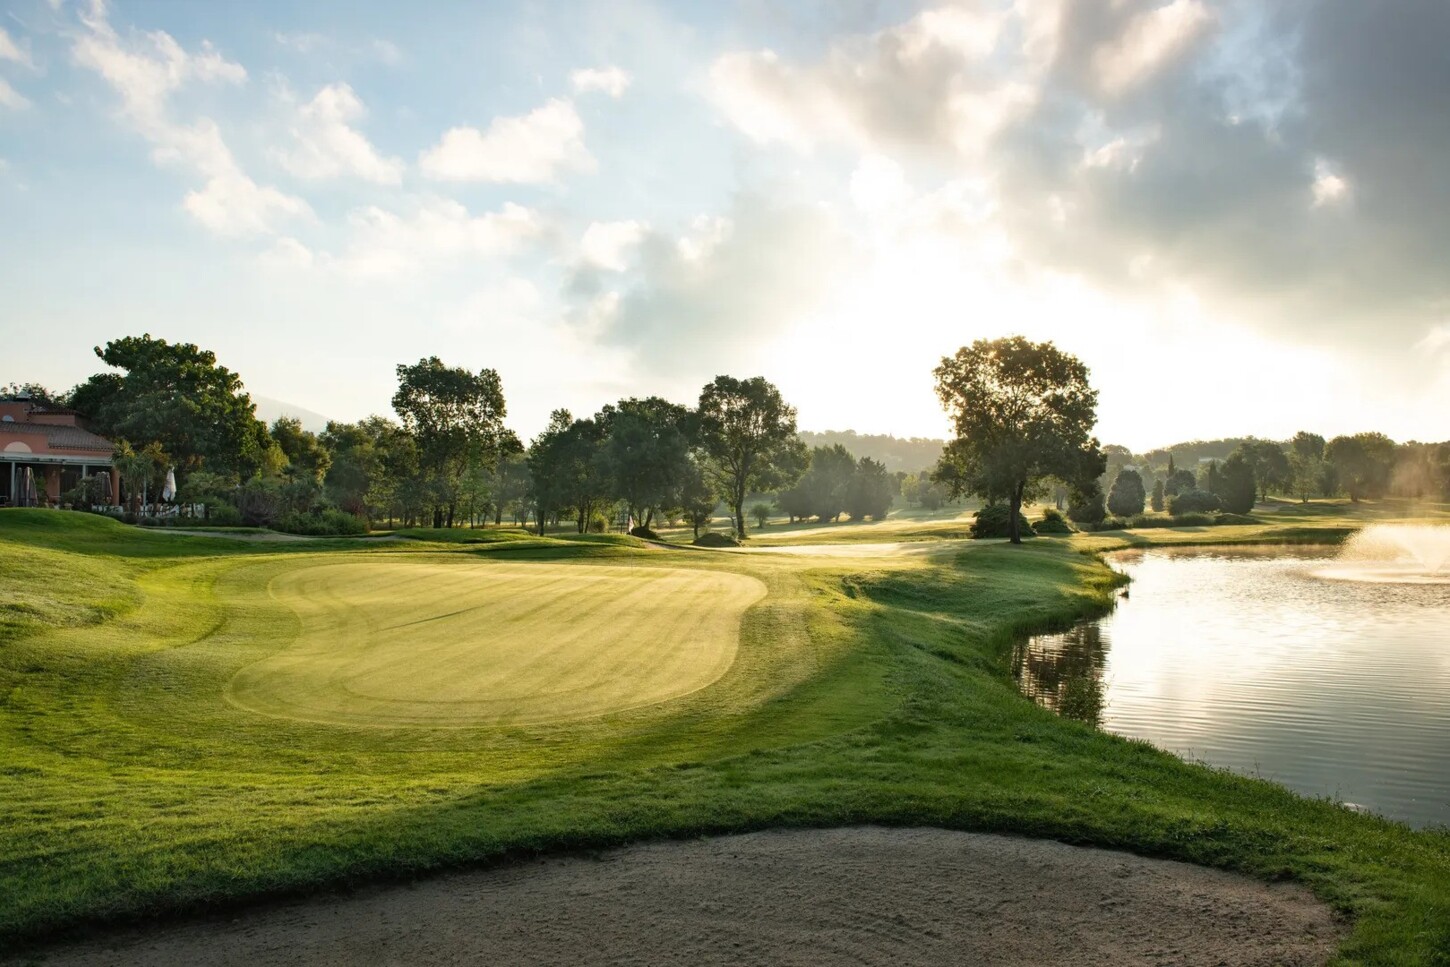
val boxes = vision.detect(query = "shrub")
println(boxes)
[1093,516,1131,531]
[588,513,608,534]
[1169,489,1224,514]
[206,503,243,527]
[628,525,661,541]
[1127,512,1215,529]
[971,502,1034,539]
[273,509,367,536]
[693,532,740,548]
[1214,512,1257,525]
[1034,508,1073,534]
[1107,469,1146,517]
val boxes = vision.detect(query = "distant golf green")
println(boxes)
[229,561,764,727]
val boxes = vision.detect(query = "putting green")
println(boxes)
[226,559,766,727]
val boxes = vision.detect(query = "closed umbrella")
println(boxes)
[99,472,114,507]
[162,467,177,502]
[21,467,36,507]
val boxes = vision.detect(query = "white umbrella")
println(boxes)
[21,467,36,507]
[162,467,177,502]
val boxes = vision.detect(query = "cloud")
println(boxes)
[579,220,648,271]
[707,5,1030,156]
[184,173,312,237]
[71,0,310,236]
[0,27,36,69]
[575,195,859,370]
[419,98,592,183]
[570,66,631,98]
[274,83,404,184]
[1092,0,1213,95]
[705,1,1450,355]
[328,197,545,277]
[0,77,29,110]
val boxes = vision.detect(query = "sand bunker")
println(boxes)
[33,828,1342,966]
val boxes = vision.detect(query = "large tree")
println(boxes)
[695,376,808,538]
[392,357,507,528]
[70,334,269,475]
[1326,432,1397,502]
[1238,439,1290,502]
[932,337,1101,544]
[597,396,691,529]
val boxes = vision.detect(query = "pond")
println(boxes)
[1015,528,1450,828]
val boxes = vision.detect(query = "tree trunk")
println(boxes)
[432,506,443,529]
[1009,481,1026,545]
[494,505,503,526]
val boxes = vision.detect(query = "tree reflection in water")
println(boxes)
[1013,622,1108,726]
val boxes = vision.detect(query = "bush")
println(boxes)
[1169,489,1223,514]
[693,532,740,548]
[1214,512,1257,525]
[970,503,1035,539]
[1127,512,1215,529]
[1090,516,1131,531]
[1034,508,1073,534]
[628,525,661,541]
[1107,469,1146,517]
[588,513,608,534]
[206,503,243,527]
[273,509,367,536]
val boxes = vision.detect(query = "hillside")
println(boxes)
[798,430,946,473]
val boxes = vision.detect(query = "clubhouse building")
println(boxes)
[0,394,118,508]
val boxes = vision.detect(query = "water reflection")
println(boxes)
[1013,622,1107,727]
[1015,546,1450,828]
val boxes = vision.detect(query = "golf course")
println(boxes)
[2,505,1449,964]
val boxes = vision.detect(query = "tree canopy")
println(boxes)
[695,375,808,538]
[392,357,507,528]
[932,337,1102,544]
[70,334,268,475]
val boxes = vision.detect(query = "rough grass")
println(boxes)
[1,507,1447,964]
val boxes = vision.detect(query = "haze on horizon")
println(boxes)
[1,0,1446,453]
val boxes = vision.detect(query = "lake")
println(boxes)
[1015,542,1450,828]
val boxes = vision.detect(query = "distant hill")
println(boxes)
[253,395,332,434]
[797,430,946,474]
[1141,438,1274,468]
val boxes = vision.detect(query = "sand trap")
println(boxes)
[31,828,1342,966]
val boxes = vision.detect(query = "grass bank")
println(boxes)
[1,509,1446,963]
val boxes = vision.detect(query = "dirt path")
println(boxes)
[27,828,1342,966]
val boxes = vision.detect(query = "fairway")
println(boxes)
[227,559,766,727]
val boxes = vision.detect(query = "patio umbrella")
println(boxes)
[21,467,36,507]
[99,472,114,506]
[162,467,177,502]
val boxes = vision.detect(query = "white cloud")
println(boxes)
[419,98,593,183]
[707,6,1033,157]
[71,1,310,237]
[1415,324,1450,355]
[0,77,29,110]
[331,197,544,277]
[259,236,315,270]
[0,27,36,69]
[184,173,312,237]
[570,66,630,98]
[849,155,910,213]
[274,83,404,184]
[1311,158,1349,208]
[579,220,648,271]
[1093,0,1214,95]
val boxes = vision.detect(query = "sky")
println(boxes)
[1,0,1447,452]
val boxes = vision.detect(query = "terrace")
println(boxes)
[0,395,117,508]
